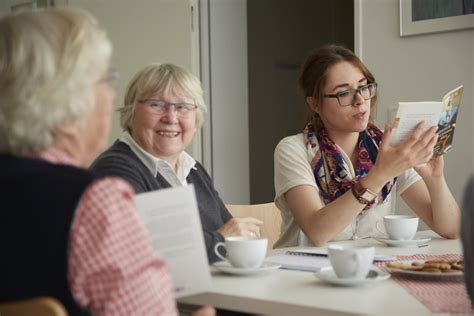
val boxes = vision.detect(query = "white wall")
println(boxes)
[68,0,202,160]
[207,0,249,204]
[355,0,474,209]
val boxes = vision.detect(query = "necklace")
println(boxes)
[350,211,368,240]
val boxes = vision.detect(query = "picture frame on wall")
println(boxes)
[6,0,68,13]
[400,0,474,37]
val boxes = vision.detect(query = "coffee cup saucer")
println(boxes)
[314,266,390,287]
[212,261,281,276]
[373,237,431,247]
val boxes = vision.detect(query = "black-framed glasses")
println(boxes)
[137,99,198,117]
[323,83,377,107]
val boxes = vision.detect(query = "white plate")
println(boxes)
[212,261,281,275]
[386,261,464,279]
[314,266,390,287]
[374,237,431,247]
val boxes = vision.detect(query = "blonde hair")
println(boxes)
[120,63,207,131]
[0,7,111,154]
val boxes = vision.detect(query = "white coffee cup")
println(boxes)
[379,215,419,240]
[328,245,375,280]
[214,236,268,268]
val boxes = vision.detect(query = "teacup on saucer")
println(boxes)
[314,266,390,287]
[374,237,431,248]
[212,261,281,275]
[214,236,268,268]
[376,215,419,240]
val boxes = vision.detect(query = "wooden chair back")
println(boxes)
[0,296,68,316]
[226,202,282,249]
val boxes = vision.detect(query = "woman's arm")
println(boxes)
[284,123,439,245]
[400,156,460,239]
[285,184,366,245]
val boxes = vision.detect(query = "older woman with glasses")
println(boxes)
[91,63,262,263]
[273,44,460,248]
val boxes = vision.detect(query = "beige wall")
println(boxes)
[355,0,474,212]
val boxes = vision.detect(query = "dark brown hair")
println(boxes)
[298,44,377,128]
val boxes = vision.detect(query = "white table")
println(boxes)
[179,231,464,315]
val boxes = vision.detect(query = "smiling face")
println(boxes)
[130,91,197,167]
[309,61,371,139]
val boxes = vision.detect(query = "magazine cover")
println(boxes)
[434,85,463,156]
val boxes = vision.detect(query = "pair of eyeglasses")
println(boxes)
[323,83,377,107]
[137,99,198,117]
[99,69,120,87]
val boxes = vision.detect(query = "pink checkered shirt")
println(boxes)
[38,148,178,315]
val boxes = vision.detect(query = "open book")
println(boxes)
[134,185,211,298]
[264,248,395,272]
[391,85,463,156]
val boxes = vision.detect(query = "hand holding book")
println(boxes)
[390,85,464,157]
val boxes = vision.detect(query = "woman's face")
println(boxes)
[311,61,371,136]
[130,91,197,166]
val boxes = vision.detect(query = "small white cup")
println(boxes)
[328,245,374,280]
[214,236,267,268]
[378,215,419,240]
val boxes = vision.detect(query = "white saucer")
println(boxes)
[374,237,431,247]
[314,267,390,287]
[212,261,281,275]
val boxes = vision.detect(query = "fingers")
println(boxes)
[412,126,438,161]
[218,217,263,238]
[403,121,426,147]
[246,222,262,237]
[396,122,437,164]
[379,124,392,151]
[235,217,263,237]
[236,217,264,225]
[191,306,216,316]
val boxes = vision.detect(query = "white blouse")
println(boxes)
[273,133,421,248]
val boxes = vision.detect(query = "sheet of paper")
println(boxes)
[134,185,211,298]
[286,248,396,261]
[390,101,443,146]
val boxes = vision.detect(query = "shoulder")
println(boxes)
[275,134,306,153]
[84,177,135,202]
[93,141,137,164]
[90,141,144,174]
[274,133,309,166]
[77,176,136,221]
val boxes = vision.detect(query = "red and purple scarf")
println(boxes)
[305,123,396,209]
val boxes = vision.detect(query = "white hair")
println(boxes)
[0,7,112,154]
[119,63,207,131]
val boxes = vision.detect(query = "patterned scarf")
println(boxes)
[305,123,396,210]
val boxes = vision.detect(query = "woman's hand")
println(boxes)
[414,155,444,179]
[373,123,438,183]
[191,305,216,316]
[217,217,263,238]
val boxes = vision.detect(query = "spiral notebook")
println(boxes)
[265,248,395,272]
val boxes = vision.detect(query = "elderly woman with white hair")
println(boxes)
[0,8,217,316]
[90,63,262,263]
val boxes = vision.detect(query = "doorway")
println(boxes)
[248,0,354,203]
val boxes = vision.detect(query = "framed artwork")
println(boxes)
[400,0,474,37]
[7,0,68,13]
